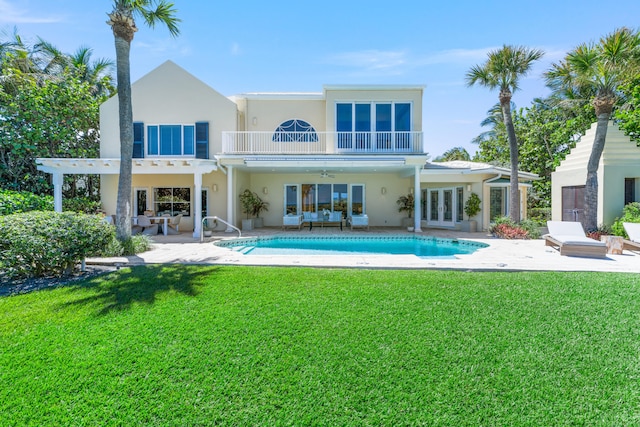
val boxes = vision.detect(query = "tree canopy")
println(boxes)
[0,29,114,198]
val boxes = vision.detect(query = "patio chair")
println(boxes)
[622,222,640,252]
[282,214,303,230]
[348,214,369,230]
[544,221,607,258]
[167,214,183,235]
[135,215,159,236]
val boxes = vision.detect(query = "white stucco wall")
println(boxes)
[99,60,237,158]
[551,122,640,225]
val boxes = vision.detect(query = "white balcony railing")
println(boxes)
[222,131,424,155]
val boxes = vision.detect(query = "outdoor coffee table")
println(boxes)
[309,217,343,231]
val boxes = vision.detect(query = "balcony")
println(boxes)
[222,131,424,155]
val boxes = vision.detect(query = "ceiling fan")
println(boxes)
[319,170,335,178]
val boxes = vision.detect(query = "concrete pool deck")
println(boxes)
[87,227,640,273]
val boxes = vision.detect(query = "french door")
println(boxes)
[427,188,454,227]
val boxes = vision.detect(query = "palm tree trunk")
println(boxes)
[114,34,133,241]
[501,99,521,223]
[583,113,609,232]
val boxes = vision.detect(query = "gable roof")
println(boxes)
[555,121,640,172]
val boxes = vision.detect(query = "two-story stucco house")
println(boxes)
[37,61,536,237]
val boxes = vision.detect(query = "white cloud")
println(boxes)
[0,0,62,24]
[420,47,498,65]
[230,42,241,56]
[135,37,192,57]
[325,49,409,76]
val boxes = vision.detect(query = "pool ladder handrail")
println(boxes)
[201,216,241,242]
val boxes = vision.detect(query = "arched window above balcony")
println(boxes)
[272,119,318,142]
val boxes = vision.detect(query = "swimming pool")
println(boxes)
[214,235,487,258]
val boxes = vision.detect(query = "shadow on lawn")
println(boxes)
[62,265,217,315]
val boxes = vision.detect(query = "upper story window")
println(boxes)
[133,122,209,159]
[147,124,195,156]
[336,102,412,150]
[336,102,411,133]
[272,119,318,142]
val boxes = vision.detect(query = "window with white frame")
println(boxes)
[153,187,191,217]
[273,119,318,142]
[147,124,195,156]
[336,102,411,150]
[286,183,358,217]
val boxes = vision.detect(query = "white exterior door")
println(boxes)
[427,188,454,227]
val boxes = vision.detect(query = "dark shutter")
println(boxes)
[133,122,144,158]
[195,122,209,159]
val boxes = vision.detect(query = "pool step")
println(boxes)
[233,245,255,254]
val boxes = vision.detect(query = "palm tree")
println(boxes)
[36,39,114,96]
[466,45,544,223]
[545,27,640,232]
[434,146,471,162]
[107,0,180,241]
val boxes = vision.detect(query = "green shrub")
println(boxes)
[62,197,102,214]
[99,234,153,257]
[0,211,114,279]
[528,207,551,226]
[0,190,53,215]
[519,219,542,239]
[489,216,540,239]
[611,202,640,238]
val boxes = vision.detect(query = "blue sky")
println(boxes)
[2,0,639,158]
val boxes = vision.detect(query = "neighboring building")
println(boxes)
[37,61,537,236]
[551,121,640,226]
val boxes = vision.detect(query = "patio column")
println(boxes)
[53,172,64,212]
[226,165,234,232]
[193,171,202,238]
[413,165,422,232]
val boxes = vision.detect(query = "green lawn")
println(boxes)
[1,266,639,425]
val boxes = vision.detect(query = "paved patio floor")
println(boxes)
[87,227,640,273]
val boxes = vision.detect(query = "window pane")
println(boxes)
[285,185,298,215]
[160,126,173,155]
[351,185,364,215]
[171,126,181,155]
[490,188,504,220]
[333,184,348,216]
[302,184,316,213]
[183,125,194,155]
[148,126,159,155]
[457,188,464,222]
[336,104,352,132]
[376,104,392,131]
[395,103,411,131]
[355,104,371,131]
[317,184,332,212]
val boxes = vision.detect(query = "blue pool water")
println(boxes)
[215,235,487,258]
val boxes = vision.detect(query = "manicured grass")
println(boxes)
[1,266,639,425]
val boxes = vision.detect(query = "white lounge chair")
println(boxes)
[623,222,640,252]
[348,214,369,230]
[282,214,303,230]
[544,221,607,258]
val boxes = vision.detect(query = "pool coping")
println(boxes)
[86,228,640,273]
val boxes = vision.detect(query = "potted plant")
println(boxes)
[462,192,481,232]
[202,217,215,237]
[396,193,415,228]
[239,189,256,230]
[252,195,269,228]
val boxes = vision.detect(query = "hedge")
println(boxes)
[0,211,114,279]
